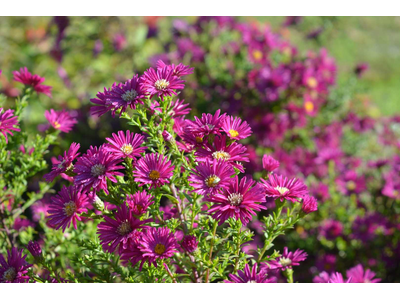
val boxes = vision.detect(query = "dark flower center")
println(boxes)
[155,243,166,255]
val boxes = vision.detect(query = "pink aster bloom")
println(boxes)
[90,87,113,117]
[224,264,275,283]
[0,108,20,143]
[74,146,124,194]
[189,159,235,196]
[156,60,194,77]
[185,109,226,137]
[329,272,352,283]
[195,135,249,173]
[105,130,146,160]
[262,155,280,172]
[139,227,178,268]
[346,264,381,283]
[133,153,174,189]
[263,247,307,271]
[47,185,89,232]
[261,174,308,202]
[170,99,191,117]
[44,142,80,182]
[301,195,318,214]
[120,231,146,269]
[208,176,266,225]
[181,235,198,253]
[221,116,252,140]
[141,67,185,100]
[44,109,77,133]
[12,67,52,97]
[126,190,154,215]
[0,247,32,283]
[97,204,148,253]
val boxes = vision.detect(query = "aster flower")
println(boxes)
[120,231,146,269]
[170,99,191,117]
[261,174,308,202]
[126,190,154,215]
[44,142,80,182]
[133,153,174,189]
[0,247,32,283]
[103,75,145,116]
[139,227,178,268]
[329,272,352,283]
[140,67,185,100]
[224,263,275,283]
[301,195,318,214]
[221,116,252,140]
[47,185,89,232]
[185,109,226,137]
[195,135,249,172]
[263,247,307,271]
[181,235,198,253]
[105,130,146,160]
[156,60,194,77]
[45,109,77,133]
[97,204,148,253]
[346,264,381,283]
[319,219,343,240]
[12,67,52,97]
[207,176,266,225]
[262,155,280,172]
[74,146,124,194]
[90,87,113,117]
[0,108,20,143]
[188,159,235,196]
[26,241,42,258]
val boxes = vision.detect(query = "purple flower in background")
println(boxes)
[0,247,32,283]
[26,241,42,258]
[329,272,352,283]
[0,108,20,143]
[319,219,343,240]
[346,264,381,283]
[225,264,275,283]
[45,109,77,133]
[44,142,80,182]
[181,235,198,253]
[13,67,52,97]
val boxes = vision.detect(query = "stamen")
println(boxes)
[63,201,77,217]
[228,193,243,206]
[154,79,170,90]
[91,164,106,177]
[121,89,138,102]
[205,175,221,187]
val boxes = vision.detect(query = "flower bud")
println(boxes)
[162,130,174,143]
[181,235,198,253]
[27,241,43,262]
[301,195,318,215]
[92,195,105,211]
[262,155,279,173]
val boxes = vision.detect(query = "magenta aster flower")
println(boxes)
[221,116,252,140]
[120,231,146,269]
[12,67,52,97]
[224,264,275,283]
[133,153,174,189]
[263,247,307,271]
[26,241,42,258]
[105,130,146,160]
[90,87,113,117]
[185,109,226,137]
[139,227,178,268]
[262,155,280,172]
[301,195,318,214]
[261,174,308,202]
[97,204,148,253]
[208,176,266,225]
[0,108,20,143]
[181,235,198,253]
[0,247,32,283]
[170,99,191,117]
[346,264,381,283]
[195,135,249,172]
[329,272,352,283]
[141,67,185,100]
[47,185,89,232]
[126,190,154,215]
[44,109,77,133]
[74,146,124,194]
[44,142,80,182]
[189,159,235,196]
[156,60,194,77]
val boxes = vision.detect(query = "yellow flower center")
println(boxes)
[304,101,314,113]
[136,204,143,212]
[120,143,134,155]
[54,121,61,129]
[63,201,77,217]
[195,136,203,143]
[279,257,292,267]
[229,129,239,138]
[154,79,170,90]
[205,175,221,187]
[117,221,132,235]
[228,193,243,206]
[346,181,357,191]
[212,151,231,160]
[274,186,289,195]
[91,164,106,177]
[121,89,138,102]
[252,50,263,61]
[307,77,318,89]
[149,170,160,180]
[3,267,16,282]
[154,243,166,255]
